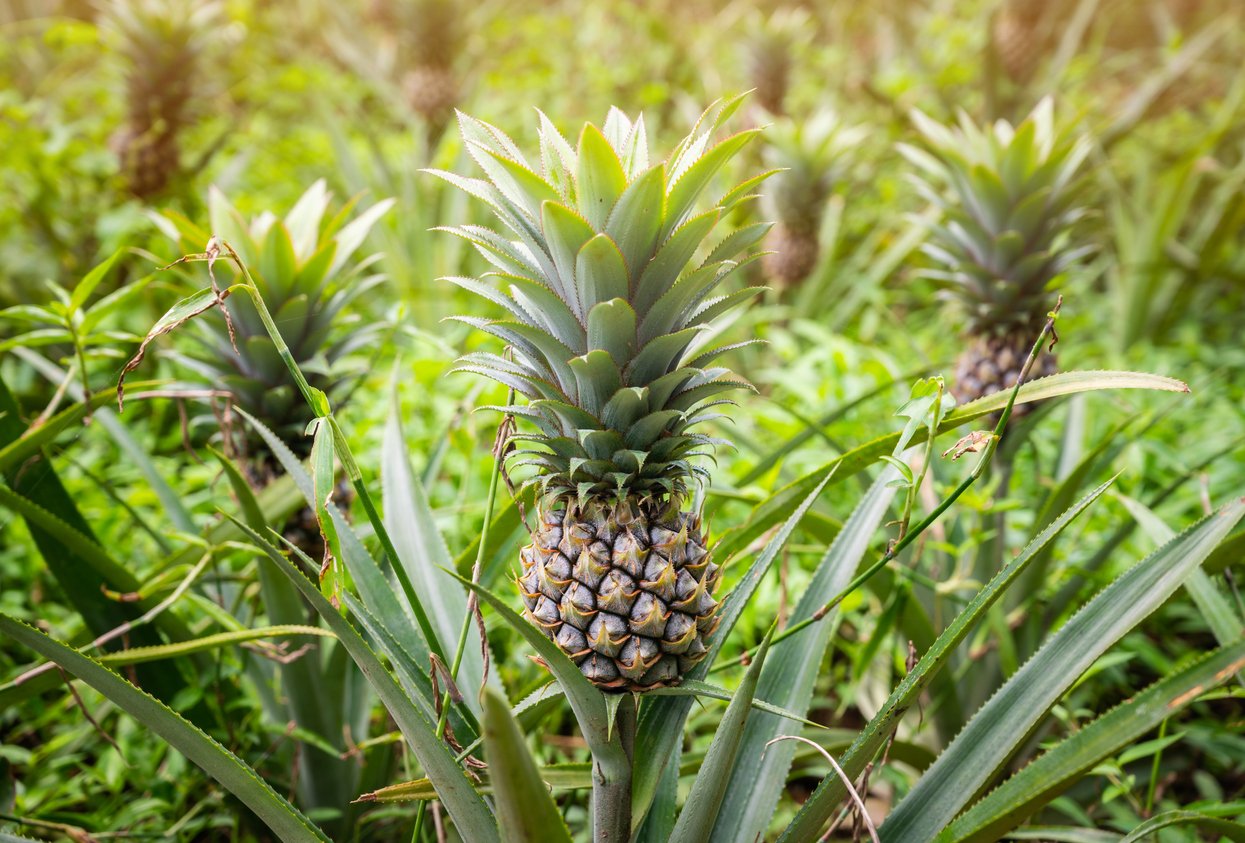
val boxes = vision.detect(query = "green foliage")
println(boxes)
[3,3,1245,842]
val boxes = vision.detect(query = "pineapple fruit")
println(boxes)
[902,99,1091,410]
[400,0,461,130]
[101,0,219,200]
[991,0,1051,86]
[437,101,769,691]
[761,110,864,287]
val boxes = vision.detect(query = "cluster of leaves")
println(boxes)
[2,0,1244,841]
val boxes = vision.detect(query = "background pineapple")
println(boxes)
[741,6,812,117]
[102,0,220,200]
[991,0,1052,87]
[400,0,462,133]
[760,109,864,287]
[902,99,1092,410]
[156,181,391,547]
[437,102,768,691]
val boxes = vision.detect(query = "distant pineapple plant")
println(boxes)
[436,103,768,690]
[154,182,391,548]
[991,0,1053,86]
[401,0,462,132]
[741,6,812,116]
[761,109,863,287]
[903,99,1092,411]
[102,0,219,200]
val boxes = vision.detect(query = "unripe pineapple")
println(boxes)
[902,99,1091,411]
[101,0,220,200]
[436,101,769,691]
[760,110,863,287]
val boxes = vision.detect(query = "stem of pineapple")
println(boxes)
[594,693,636,842]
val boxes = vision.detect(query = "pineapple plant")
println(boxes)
[400,0,462,131]
[760,109,864,287]
[155,181,391,546]
[434,101,769,691]
[902,99,1092,411]
[991,0,1051,86]
[101,0,220,200]
[740,6,812,117]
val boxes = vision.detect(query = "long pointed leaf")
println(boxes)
[944,641,1245,842]
[779,478,1116,843]
[712,470,900,843]
[482,685,572,843]
[0,615,330,843]
[229,520,500,842]
[669,627,774,843]
[878,498,1245,842]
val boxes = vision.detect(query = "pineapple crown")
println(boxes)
[901,98,1093,337]
[761,109,865,233]
[154,180,393,452]
[433,98,772,506]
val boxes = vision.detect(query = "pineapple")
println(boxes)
[435,101,769,691]
[741,7,812,117]
[902,99,1091,410]
[760,110,864,287]
[400,0,462,131]
[156,182,391,546]
[991,0,1050,86]
[101,0,219,200]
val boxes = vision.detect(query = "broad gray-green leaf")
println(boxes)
[482,685,573,843]
[877,497,1245,842]
[712,469,899,843]
[1115,492,1244,653]
[0,614,329,843]
[669,626,774,843]
[577,123,627,228]
[632,469,836,827]
[230,520,499,842]
[779,478,1116,843]
[943,641,1245,842]
[383,396,484,713]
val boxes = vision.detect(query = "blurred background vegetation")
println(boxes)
[1,0,1243,840]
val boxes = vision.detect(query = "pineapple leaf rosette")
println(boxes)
[900,98,1092,407]
[434,99,770,691]
[154,181,393,468]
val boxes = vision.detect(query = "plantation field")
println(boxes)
[2,1,1244,841]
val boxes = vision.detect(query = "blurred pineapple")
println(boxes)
[400,0,462,131]
[903,100,1092,411]
[157,182,391,550]
[741,6,812,117]
[991,0,1051,86]
[760,110,864,287]
[101,0,220,200]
